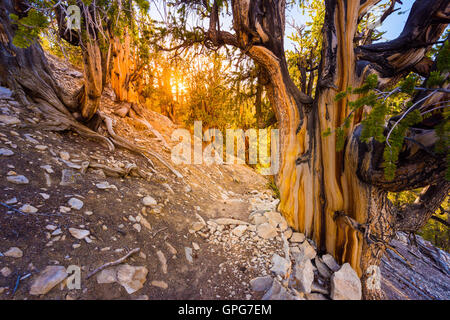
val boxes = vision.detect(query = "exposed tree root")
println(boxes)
[29,100,115,151]
[99,111,183,179]
[87,161,152,180]
[86,248,141,279]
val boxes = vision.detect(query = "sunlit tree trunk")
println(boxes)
[110,30,139,103]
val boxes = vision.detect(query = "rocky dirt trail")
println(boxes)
[0,55,449,300]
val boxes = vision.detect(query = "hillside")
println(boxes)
[0,54,448,300]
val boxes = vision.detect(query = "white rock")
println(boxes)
[232,225,248,237]
[257,223,278,240]
[262,279,298,300]
[45,225,57,231]
[68,198,84,210]
[250,276,273,292]
[5,198,17,205]
[142,196,157,207]
[19,204,38,214]
[95,181,118,190]
[283,228,293,240]
[270,254,290,278]
[29,266,67,296]
[0,267,12,277]
[156,250,168,274]
[0,115,20,125]
[191,221,205,232]
[0,148,14,156]
[116,264,148,294]
[294,259,314,294]
[290,232,305,243]
[322,254,340,272]
[40,165,54,174]
[213,218,249,225]
[39,193,50,200]
[185,247,193,264]
[330,263,362,300]
[7,175,29,184]
[151,280,168,289]
[192,242,200,251]
[293,241,317,263]
[52,229,62,236]
[251,214,268,225]
[59,151,70,161]
[166,242,177,255]
[133,224,142,233]
[68,228,90,240]
[35,145,48,151]
[264,211,283,227]
[97,268,117,284]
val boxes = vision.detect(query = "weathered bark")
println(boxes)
[0,0,77,114]
[110,31,139,103]
[0,0,107,125]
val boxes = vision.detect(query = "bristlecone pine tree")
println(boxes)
[0,0,449,299]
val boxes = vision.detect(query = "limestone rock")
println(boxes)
[142,196,157,207]
[322,254,340,272]
[294,259,314,294]
[0,148,14,156]
[59,151,70,161]
[315,256,332,278]
[7,175,29,184]
[305,293,328,300]
[68,198,84,210]
[29,266,67,296]
[250,276,273,292]
[264,211,283,227]
[166,242,177,255]
[96,268,117,284]
[262,279,297,300]
[293,241,317,263]
[151,280,168,289]
[290,232,305,243]
[330,263,362,300]
[4,247,23,258]
[116,264,148,294]
[283,228,293,240]
[0,115,20,125]
[19,204,38,214]
[251,214,268,225]
[232,225,247,237]
[185,247,193,264]
[257,223,277,240]
[191,221,205,232]
[95,181,118,190]
[156,250,168,274]
[270,254,290,278]
[213,218,249,225]
[69,228,90,240]
[1,267,12,277]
